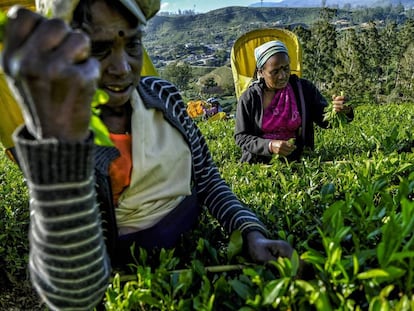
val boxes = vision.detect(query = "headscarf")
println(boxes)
[254,40,289,69]
[35,0,160,24]
[119,0,160,24]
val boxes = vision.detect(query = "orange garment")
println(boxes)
[109,133,132,206]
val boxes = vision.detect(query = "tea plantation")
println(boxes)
[0,103,413,310]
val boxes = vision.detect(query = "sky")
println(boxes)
[160,1,274,13]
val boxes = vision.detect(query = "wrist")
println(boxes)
[343,105,351,114]
[246,230,266,244]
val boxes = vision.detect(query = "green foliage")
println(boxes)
[323,92,351,129]
[197,66,235,97]
[306,8,338,90]
[1,103,414,309]
[101,103,414,309]
[301,16,414,103]
[90,89,113,147]
[160,61,193,90]
[0,154,29,283]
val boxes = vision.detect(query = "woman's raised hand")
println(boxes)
[332,93,351,114]
[1,6,100,142]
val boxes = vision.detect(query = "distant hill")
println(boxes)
[144,5,407,52]
[144,5,410,73]
[197,66,234,92]
[144,6,321,46]
[249,0,413,8]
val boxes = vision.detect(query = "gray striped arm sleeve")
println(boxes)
[14,128,111,311]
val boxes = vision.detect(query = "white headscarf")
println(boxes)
[254,40,289,69]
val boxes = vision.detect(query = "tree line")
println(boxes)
[295,8,414,104]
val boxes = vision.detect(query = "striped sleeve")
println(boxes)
[190,121,268,236]
[13,127,110,311]
[142,77,268,238]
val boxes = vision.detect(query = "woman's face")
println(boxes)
[259,53,290,90]
[87,0,143,108]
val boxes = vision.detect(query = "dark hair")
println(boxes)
[253,67,259,80]
[71,0,139,31]
[251,67,266,88]
[253,67,265,83]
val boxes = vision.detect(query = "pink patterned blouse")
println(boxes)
[262,83,301,140]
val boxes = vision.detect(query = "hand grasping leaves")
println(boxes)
[323,91,350,129]
[0,10,113,147]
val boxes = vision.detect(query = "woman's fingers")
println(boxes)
[2,7,44,76]
[13,20,79,78]
[269,240,293,258]
[24,18,71,53]
[1,6,100,141]
[3,6,89,77]
[52,30,92,64]
[271,140,296,156]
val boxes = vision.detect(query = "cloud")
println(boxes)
[160,2,170,11]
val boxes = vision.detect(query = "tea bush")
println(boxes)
[1,103,413,310]
[0,154,29,283]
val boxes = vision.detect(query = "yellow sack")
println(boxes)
[0,70,24,150]
[186,100,205,118]
[207,111,226,122]
[141,48,158,77]
[231,28,302,100]
[1,1,35,12]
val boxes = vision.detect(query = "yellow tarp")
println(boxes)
[0,1,158,152]
[230,28,302,100]
[0,70,24,149]
[1,0,35,12]
[186,100,205,118]
[141,48,158,77]
[207,111,226,122]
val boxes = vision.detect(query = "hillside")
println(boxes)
[249,0,414,8]
[143,6,410,69]
[145,6,320,41]
[143,6,321,68]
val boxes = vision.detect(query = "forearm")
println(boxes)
[235,132,272,156]
[14,127,110,310]
[193,128,268,237]
[201,170,268,236]
[235,99,271,156]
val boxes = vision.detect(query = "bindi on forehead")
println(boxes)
[118,30,125,37]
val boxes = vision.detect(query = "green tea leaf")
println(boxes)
[290,249,300,277]
[262,278,289,305]
[228,279,251,300]
[90,114,113,147]
[90,88,112,146]
[323,91,350,129]
[357,269,389,279]
[91,88,110,108]
[227,230,243,261]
